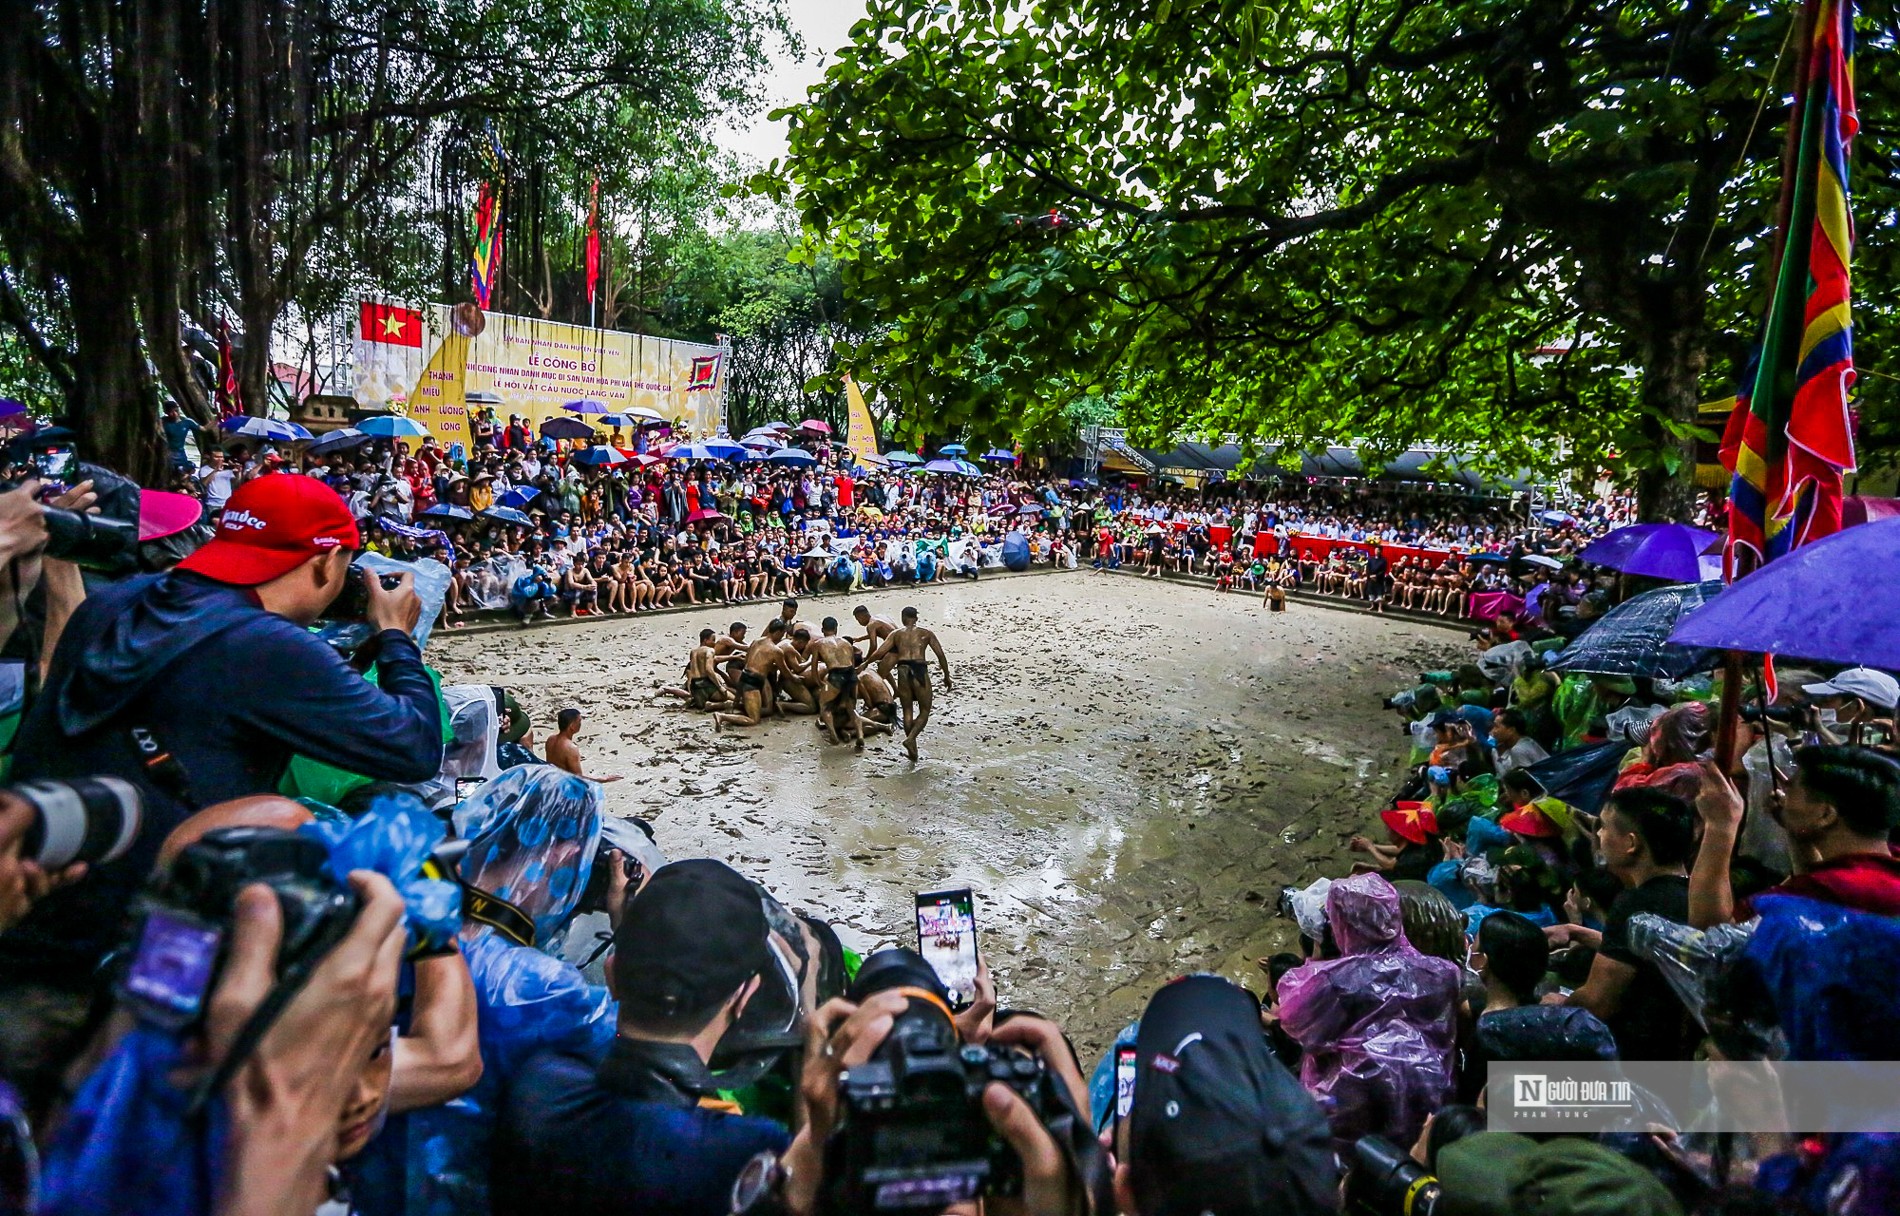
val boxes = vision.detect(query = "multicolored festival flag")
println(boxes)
[470,182,502,311]
[585,175,601,309]
[686,354,721,392]
[1721,0,1859,578]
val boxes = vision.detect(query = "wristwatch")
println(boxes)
[730,1150,791,1216]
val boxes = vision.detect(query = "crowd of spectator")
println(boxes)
[0,413,1892,1216]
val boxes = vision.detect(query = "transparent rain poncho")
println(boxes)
[1276,872,1461,1151]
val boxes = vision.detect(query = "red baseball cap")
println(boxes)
[177,474,361,586]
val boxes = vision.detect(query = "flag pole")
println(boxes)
[1714,0,1820,773]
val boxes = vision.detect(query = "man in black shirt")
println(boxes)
[495,860,822,1216]
[1561,787,1698,1059]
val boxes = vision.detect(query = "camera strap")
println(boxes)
[460,882,535,947]
[128,724,198,811]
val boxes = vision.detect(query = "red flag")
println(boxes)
[585,176,601,308]
[216,318,242,418]
[359,301,423,347]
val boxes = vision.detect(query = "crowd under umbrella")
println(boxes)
[497,487,539,510]
[539,416,594,441]
[767,447,817,467]
[952,458,985,477]
[563,398,611,415]
[359,415,431,440]
[420,503,474,521]
[983,449,1017,462]
[1670,516,1900,670]
[569,446,628,467]
[483,506,535,527]
[668,440,747,461]
[1545,580,1724,680]
[307,428,370,455]
[1578,522,1723,584]
[224,416,313,443]
[919,458,966,475]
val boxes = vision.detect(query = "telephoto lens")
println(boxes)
[39,506,137,568]
[1345,1134,1441,1216]
[11,777,143,868]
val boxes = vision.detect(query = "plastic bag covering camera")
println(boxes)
[355,765,615,1216]
[1276,873,1461,1151]
[1283,876,1333,944]
[38,803,457,1216]
[301,791,461,956]
[1627,912,1761,1037]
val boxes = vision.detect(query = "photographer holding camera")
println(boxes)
[0,474,443,1101]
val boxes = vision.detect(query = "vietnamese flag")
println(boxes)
[360,301,423,347]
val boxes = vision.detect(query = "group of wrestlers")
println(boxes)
[663,598,953,762]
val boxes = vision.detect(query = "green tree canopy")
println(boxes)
[768,0,1900,517]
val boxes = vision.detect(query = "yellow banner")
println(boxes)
[354,302,726,450]
[844,374,881,464]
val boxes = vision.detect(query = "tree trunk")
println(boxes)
[1633,310,1705,524]
[67,280,167,483]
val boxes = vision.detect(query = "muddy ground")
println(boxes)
[430,571,1464,1053]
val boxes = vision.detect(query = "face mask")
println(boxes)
[1815,707,1839,726]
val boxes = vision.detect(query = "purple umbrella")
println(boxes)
[920,458,964,475]
[1577,523,1722,583]
[1670,517,1900,669]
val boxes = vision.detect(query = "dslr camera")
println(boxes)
[1345,1134,1441,1216]
[822,948,1077,1213]
[8,776,143,870]
[117,827,360,1030]
[328,561,407,622]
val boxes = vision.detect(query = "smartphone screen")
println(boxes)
[34,447,74,484]
[455,776,487,802]
[914,887,979,1010]
[1114,1045,1138,1124]
[121,909,223,1024]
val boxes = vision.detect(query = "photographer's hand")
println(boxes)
[0,481,47,564]
[953,963,997,1044]
[983,1016,1090,1216]
[0,791,87,931]
[364,569,423,636]
[209,872,406,1216]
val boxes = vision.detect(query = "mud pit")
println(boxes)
[430,572,1462,1053]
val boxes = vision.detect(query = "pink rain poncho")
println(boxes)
[1277,871,1462,1150]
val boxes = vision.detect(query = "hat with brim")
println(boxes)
[1499,804,1562,839]
[1436,1132,1539,1216]
[176,473,360,586]
[137,490,203,542]
[1381,801,1440,846]
[1801,667,1900,710]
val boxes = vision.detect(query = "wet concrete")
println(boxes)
[430,572,1463,1053]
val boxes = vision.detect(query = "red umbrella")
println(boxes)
[796,419,833,434]
[686,507,726,524]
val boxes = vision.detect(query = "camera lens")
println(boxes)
[14,776,143,868]
[848,946,952,1005]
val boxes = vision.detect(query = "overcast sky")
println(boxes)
[717,0,870,167]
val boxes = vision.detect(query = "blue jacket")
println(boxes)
[2,571,443,984]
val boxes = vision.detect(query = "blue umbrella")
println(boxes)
[483,506,535,527]
[1670,517,1900,669]
[887,451,925,465]
[307,428,370,455]
[1578,523,1722,583]
[224,416,313,442]
[570,447,628,467]
[563,399,610,414]
[670,440,747,461]
[498,487,539,509]
[982,449,1017,461]
[359,415,431,439]
[1547,581,1723,679]
[420,503,473,521]
[767,447,817,467]
[953,459,985,478]
[938,443,968,457]
[596,412,637,428]
[539,417,594,441]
